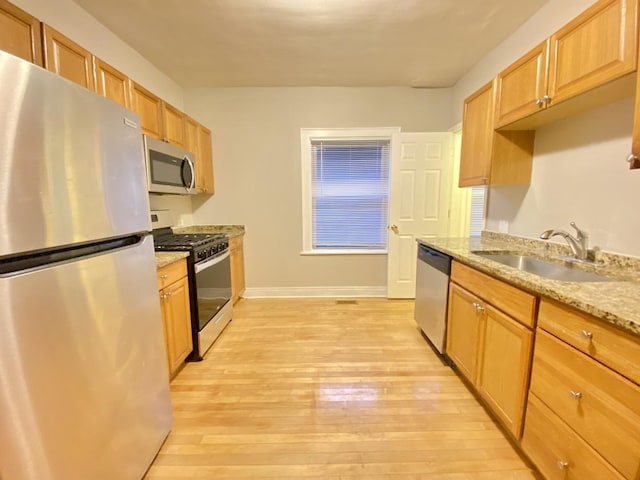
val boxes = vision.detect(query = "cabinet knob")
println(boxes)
[535,98,544,107]
[626,153,638,166]
[557,460,569,469]
[543,95,552,104]
[580,329,593,340]
[569,390,582,400]
[166,290,173,297]
[161,274,168,280]
[472,302,485,312]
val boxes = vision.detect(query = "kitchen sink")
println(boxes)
[471,251,615,283]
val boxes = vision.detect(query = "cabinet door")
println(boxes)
[445,283,482,383]
[522,394,626,480]
[185,116,199,156]
[162,102,186,147]
[0,0,42,65]
[42,24,94,90]
[94,57,131,108]
[476,304,533,439]
[494,41,549,128]
[459,81,494,187]
[548,0,637,107]
[530,330,640,479]
[161,276,192,376]
[196,124,215,194]
[131,81,164,139]
[230,236,245,304]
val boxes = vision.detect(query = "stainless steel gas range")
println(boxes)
[151,211,233,360]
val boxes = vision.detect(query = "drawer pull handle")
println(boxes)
[161,274,169,280]
[569,390,582,400]
[557,460,569,469]
[580,330,593,340]
[472,302,485,312]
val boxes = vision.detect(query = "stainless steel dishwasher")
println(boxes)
[414,243,452,354]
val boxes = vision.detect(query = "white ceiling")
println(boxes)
[74,0,550,88]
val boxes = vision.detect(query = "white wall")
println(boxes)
[453,0,640,257]
[185,87,453,291]
[13,0,184,107]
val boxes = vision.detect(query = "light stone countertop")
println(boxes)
[173,224,245,239]
[155,251,189,269]
[419,233,640,337]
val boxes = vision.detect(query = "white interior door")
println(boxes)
[387,132,454,298]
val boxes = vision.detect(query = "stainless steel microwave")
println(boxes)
[144,135,196,195]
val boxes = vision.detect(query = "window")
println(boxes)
[301,128,398,254]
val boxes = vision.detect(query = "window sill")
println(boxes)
[300,249,388,256]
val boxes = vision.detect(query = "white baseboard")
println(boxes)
[242,286,387,298]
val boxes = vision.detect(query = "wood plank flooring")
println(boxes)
[145,298,538,479]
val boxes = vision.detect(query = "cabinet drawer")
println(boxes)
[538,298,640,385]
[522,394,625,480]
[530,330,640,479]
[451,261,536,327]
[157,259,187,290]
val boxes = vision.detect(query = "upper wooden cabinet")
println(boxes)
[185,116,199,154]
[93,58,131,109]
[548,0,637,105]
[495,0,638,129]
[161,102,186,147]
[42,25,94,90]
[196,125,215,194]
[0,0,42,65]
[494,41,549,129]
[131,81,164,139]
[459,80,535,187]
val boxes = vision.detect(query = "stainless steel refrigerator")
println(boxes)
[0,51,172,479]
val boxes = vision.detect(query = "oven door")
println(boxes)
[194,251,232,331]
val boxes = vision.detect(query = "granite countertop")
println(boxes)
[419,233,640,336]
[173,224,245,239]
[155,251,189,269]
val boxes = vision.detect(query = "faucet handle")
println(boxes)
[569,222,588,240]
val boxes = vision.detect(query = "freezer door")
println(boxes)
[0,235,172,480]
[0,50,151,257]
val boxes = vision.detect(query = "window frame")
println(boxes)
[300,127,400,255]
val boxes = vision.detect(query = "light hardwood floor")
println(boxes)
[145,298,538,479]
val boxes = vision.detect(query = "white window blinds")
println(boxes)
[310,139,391,251]
[469,186,486,237]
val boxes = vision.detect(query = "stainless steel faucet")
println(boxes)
[539,222,589,261]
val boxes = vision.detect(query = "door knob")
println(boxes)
[390,225,399,234]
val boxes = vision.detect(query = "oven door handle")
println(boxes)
[194,250,230,273]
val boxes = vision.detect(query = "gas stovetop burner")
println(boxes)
[152,228,229,259]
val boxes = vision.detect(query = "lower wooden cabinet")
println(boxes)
[446,261,535,439]
[446,283,482,382]
[157,259,192,378]
[522,394,625,480]
[477,304,533,437]
[527,311,640,479]
[230,235,245,304]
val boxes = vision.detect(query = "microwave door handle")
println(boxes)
[181,156,196,190]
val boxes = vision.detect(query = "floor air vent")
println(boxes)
[336,300,358,305]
